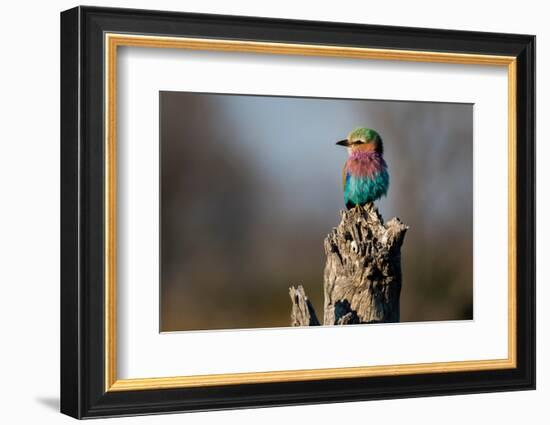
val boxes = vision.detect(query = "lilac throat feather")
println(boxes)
[345,150,387,178]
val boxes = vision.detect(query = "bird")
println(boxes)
[336,127,389,210]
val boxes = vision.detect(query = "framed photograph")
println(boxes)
[60,6,535,419]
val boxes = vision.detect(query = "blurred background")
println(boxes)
[160,91,473,332]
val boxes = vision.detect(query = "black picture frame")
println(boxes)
[61,5,535,419]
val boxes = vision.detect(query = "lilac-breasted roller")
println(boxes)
[336,127,389,209]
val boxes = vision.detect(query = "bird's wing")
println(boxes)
[342,164,349,191]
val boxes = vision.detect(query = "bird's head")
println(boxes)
[336,127,383,155]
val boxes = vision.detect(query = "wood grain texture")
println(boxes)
[290,204,408,326]
[289,285,321,326]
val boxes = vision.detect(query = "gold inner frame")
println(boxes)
[104,33,517,392]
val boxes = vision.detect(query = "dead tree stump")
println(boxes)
[289,286,320,326]
[289,204,408,326]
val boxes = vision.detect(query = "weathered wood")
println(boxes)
[323,204,408,324]
[289,204,407,326]
[289,285,320,326]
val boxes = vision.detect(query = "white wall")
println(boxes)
[0,0,545,424]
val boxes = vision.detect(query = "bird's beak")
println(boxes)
[336,139,350,147]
